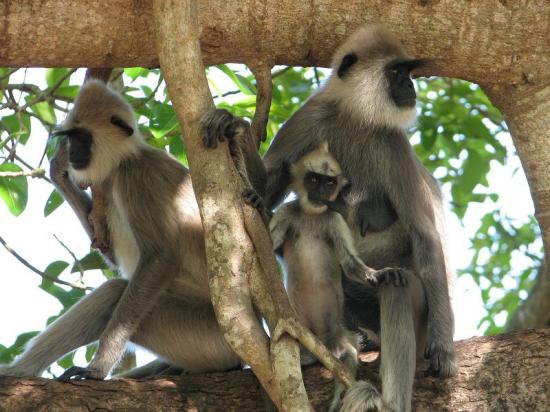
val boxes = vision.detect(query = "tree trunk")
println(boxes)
[0,329,548,411]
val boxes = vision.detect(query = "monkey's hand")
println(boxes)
[57,365,107,382]
[342,261,379,285]
[201,108,245,150]
[373,267,407,287]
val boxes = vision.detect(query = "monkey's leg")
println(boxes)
[0,279,126,377]
[59,257,176,381]
[329,341,359,412]
[131,294,241,373]
[378,273,425,412]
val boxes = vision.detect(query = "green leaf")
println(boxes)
[0,163,28,216]
[44,189,64,216]
[72,251,108,272]
[216,65,255,95]
[124,67,149,80]
[0,331,39,363]
[85,344,97,362]
[46,68,72,88]
[2,113,32,144]
[30,101,56,125]
[44,260,70,279]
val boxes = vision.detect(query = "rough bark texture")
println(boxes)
[0,1,547,86]
[0,329,548,411]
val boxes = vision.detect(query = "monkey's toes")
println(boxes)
[57,366,104,382]
[243,188,264,210]
[425,342,458,378]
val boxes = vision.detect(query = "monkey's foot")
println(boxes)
[374,267,407,287]
[57,366,105,382]
[424,339,458,378]
[243,188,264,210]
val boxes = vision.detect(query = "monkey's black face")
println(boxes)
[304,172,339,204]
[385,59,424,108]
[54,127,93,170]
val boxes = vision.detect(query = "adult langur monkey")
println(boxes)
[0,78,266,381]
[210,25,458,411]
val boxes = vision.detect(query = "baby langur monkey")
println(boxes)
[269,141,404,412]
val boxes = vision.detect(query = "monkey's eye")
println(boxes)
[310,176,318,183]
[327,181,335,186]
[391,69,398,76]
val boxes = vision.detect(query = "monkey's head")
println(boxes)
[54,79,143,187]
[326,25,426,129]
[291,141,348,215]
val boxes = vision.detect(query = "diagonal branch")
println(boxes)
[0,234,88,290]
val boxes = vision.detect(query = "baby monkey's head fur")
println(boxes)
[55,79,144,187]
[291,141,348,215]
[324,25,426,129]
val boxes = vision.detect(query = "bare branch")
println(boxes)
[249,63,273,147]
[0,169,45,178]
[0,234,89,290]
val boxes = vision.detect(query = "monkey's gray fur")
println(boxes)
[211,25,457,411]
[270,141,406,411]
[0,80,244,380]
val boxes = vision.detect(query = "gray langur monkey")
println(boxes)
[209,26,458,411]
[0,80,266,380]
[269,141,405,412]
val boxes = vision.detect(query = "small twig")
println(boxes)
[135,74,164,108]
[53,234,85,284]
[0,168,45,178]
[0,234,89,290]
[13,155,52,184]
[313,67,321,87]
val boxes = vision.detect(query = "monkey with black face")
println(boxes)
[0,80,247,380]
[213,26,457,411]
[270,141,405,411]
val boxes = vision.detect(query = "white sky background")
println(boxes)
[0,68,537,375]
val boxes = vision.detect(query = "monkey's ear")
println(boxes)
[337,53,358,78]
[110,115,134,136]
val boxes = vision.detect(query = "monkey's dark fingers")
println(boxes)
[201,109,234,148]
[57,366,99,382]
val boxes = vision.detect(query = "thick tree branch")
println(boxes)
[0,330,548,411]
[0,1,547,87]
[507,262,550,330]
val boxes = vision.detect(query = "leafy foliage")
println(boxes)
[0,65,542,374]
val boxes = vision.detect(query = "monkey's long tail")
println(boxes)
[340,380,384,412]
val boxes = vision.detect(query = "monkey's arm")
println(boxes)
[328,213,377,284]
[269,205,294,254]
[50,137,93,237]
[201,109,267,197]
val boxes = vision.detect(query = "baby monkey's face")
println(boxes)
[304,171,341,205]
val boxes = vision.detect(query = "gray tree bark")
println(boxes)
[0,329,548,411]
